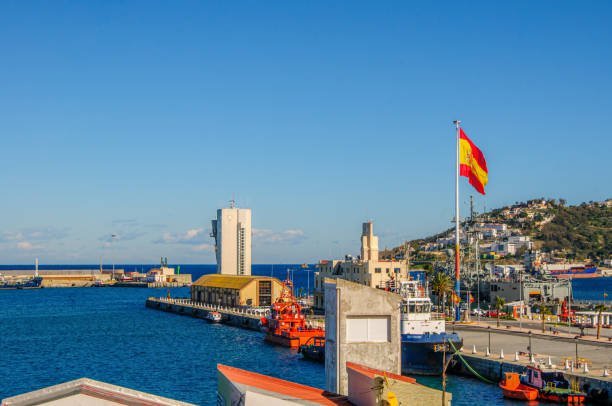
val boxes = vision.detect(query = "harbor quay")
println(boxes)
[454,351,612,403]
[145,297,326,331]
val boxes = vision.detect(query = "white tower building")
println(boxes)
[210,203,252,275]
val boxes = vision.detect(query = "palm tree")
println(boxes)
[431,272,452,316]
[495,296,505,327]
[595,304,607,340]
[540,307,551,333]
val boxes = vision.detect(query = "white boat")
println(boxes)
[206,311,223,323]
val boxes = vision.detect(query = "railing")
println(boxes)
[431,312,445,321]
[150,297,271,317]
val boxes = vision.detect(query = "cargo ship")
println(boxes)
[550,266,598,279]
[259,277,324,348]
[399,280,462,375]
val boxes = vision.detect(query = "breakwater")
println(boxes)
[145,297,325,330]
[146,297,264,331]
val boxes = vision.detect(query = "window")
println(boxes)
[394,268,400,274]
[375,268,381,273]
[386,268,390,273]
[346,316,390,342]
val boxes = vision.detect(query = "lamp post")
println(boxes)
[528,331,533,360]
[488,326,491,352]
[111,234,118,280]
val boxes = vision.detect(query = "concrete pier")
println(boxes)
[146,297,266,331]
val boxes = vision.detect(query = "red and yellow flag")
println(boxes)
[459,128,488,195]
[453,292,461,303]
[469,293,475,303]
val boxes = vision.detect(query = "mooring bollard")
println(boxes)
[486,347,490,357]
[500,349,504,359]
[603,367,610,377]
[583,363,589,373]
[565,359,570,370]
[530,354,535,364]
[547,356,553,368]
[514,352,519,361]
[472,345,477,354]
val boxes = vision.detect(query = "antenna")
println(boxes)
[230,193,236,209]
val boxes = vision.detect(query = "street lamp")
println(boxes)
[528,331,532,360]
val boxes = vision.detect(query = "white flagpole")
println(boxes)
[454,120,461,322]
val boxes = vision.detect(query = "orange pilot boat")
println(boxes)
[499,372,538,401]
[259,276,324,348]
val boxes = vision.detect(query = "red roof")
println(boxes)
[217,364,351,405]
[346,362,419,385]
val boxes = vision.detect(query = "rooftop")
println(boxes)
[193,274,280,290]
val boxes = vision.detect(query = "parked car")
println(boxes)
[487,310,507,318]
[471,308,486,316]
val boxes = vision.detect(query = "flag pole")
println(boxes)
[454,120,461,322]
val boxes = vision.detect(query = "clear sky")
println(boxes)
[1,1,610,265]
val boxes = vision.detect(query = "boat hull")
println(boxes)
[265,332,301,348]
[401,333,463,375]
[499,384,538,401]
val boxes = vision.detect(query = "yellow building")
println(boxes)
[190,274,284,308]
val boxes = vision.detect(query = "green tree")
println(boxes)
[431,272,453,316]
[595,304,607,340]
[495,296,505,327]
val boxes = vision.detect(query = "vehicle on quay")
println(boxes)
[521,365,586,404]
[259,276,325,348]
[471,308,486,317]
[499,372,538,401]
[0,276,43,290]
[398,280,463,375]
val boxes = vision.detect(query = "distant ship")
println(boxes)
[0,276,43,290]
[399,280,462,375]
[549,266,598,279]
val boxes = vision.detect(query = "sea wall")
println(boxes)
[145,297,263,331]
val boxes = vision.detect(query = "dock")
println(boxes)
[145,297,325,331]
[452,322,612,403]
[146,297,264,331]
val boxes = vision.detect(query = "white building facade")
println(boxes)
[211,207,252,276]
[313,222,409,310]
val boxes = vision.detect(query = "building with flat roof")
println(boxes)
[313,222,409,310]
[211,204,252,275]
[191,274,283,308]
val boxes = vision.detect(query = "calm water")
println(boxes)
[1,264,609,404]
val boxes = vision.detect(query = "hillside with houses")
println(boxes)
[381,198,612,267]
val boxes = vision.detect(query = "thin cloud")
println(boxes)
[154,228,210,245]
[192,243,213,252]
[17,241,43,250]
[0,227,68,243]
[253,228,306,245]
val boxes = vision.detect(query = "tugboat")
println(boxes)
[259,276,324,348]
[399,280,462,375]
[206,311,223,323]
[298,336,325,363]
[499,372,538,401]
[522,365,586,404]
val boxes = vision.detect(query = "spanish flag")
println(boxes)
[469,293,475,303]
[453,292,461,303]
[459,128,488,195]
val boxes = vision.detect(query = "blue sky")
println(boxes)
[1,1,610,264]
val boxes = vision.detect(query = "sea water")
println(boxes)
[1,264,609,404]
